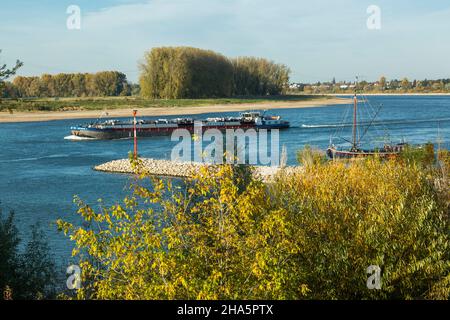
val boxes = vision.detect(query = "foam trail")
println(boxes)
[64,135,97,141]
[0,154,72,163]
[302,124,348,128]
[301,118,450,129]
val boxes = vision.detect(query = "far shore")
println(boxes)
[0,97,350,123]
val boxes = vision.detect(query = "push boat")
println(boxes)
[326,83,407,159]
[70,111,290,140]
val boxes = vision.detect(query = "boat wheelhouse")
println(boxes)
[241,111,290,129]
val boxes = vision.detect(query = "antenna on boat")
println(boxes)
[94,111,109,124]
[437,121,442,155]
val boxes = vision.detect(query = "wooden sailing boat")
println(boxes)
[326,85,407,159]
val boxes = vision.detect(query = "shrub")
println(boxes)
[296,145,328,166]
[58,158,450,300]
[58,164,303,299]
[271,158,450,299]
[399,143,436,168]
[438,149,450,173]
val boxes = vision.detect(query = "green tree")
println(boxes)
[139,47,290,99]
[0,210,21,297]
[9,71,130,98]
[70,73,87,97]
[0,81,19,99]
[17,224,57,299]
[1,208,57,300]
[140,47,234,99]
[12,76,29,97]
[231,56,290,96]
[0,50,23,98]
[379,76,386,90]
[389,79,399,90]
[401,77,410,91]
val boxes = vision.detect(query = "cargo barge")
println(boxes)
[70,111,290,140]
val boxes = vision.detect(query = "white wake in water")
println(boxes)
[302,117,450,129]
[64,135,97,141]
[0,154,73,163]
[302,124,347,128]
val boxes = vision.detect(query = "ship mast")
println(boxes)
[133,109,138,159]
[352,78,358,151]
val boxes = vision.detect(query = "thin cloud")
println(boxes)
[2,0,450,82]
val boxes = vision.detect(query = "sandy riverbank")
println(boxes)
[0,97,350,123]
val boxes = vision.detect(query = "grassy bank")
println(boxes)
[0,95,334,112]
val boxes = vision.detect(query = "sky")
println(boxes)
[1,0,450,83]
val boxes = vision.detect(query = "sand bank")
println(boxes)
[0,97,350,123]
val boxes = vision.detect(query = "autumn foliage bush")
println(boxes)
[58,158,450,300]
[271,159,449,299]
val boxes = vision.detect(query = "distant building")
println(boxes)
[289,83,302,89]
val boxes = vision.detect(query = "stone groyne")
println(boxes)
[94,158,301,181]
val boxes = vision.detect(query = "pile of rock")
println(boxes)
[94,158,205,178]
[94,158,303,182]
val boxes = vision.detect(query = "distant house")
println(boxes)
[289,83,302,89]
[340,85,349,89]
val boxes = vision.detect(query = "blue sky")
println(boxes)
[1,0,450,83]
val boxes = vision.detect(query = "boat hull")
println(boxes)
[326,147,403,160]
[71,127,174,139]
[256,123,290,130]
[70,124,283,140]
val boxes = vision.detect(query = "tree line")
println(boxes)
[139,47,291,99]
[291,76,450,94]
[1,47,290,100]
[2,71,132,98]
